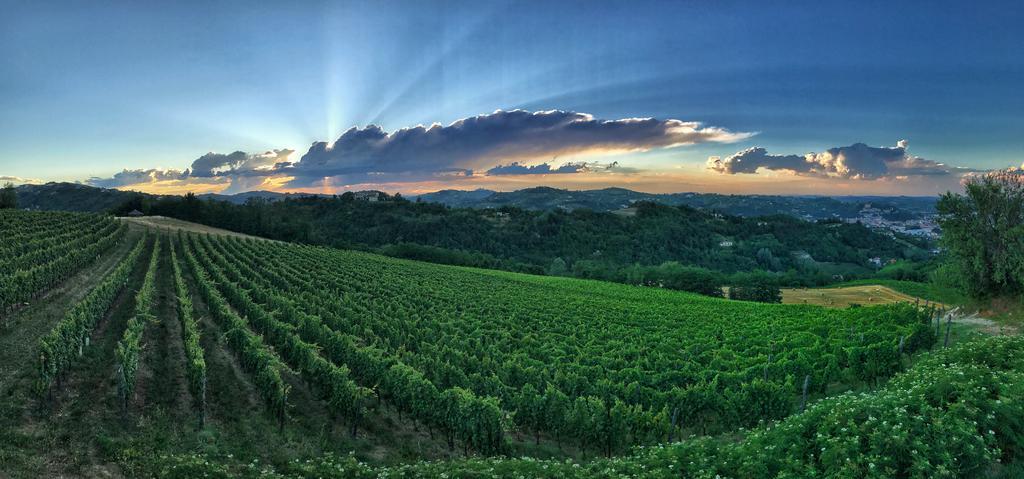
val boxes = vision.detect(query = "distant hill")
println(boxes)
[197,190,342,204]
[15,182,937,222]
[14,183,329,212]
[15,182,149,212]
[416,187,938,219]
[414,188,497,207]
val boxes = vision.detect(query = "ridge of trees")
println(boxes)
[119,193,932,296]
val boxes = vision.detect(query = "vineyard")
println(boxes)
[0,210,125,313]
[0,210,1018,478]
[179,231,938,456]
[159,334,1024,478]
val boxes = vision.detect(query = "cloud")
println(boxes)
[486,160,640,176]
[189,149,294,177]
[486,162,586,175]
[87,169,188,188]
[87,149,295,191]
[962,165,1024,186]
[282,109,750,186]
[707,140,971,180]
[705,148,811,175]
[0,175,42,185]
[85,109,749,192]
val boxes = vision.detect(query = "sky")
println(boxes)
[1,0,1023,196]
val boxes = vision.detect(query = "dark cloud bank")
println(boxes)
[86,109,987,193]
[87,109,748,189]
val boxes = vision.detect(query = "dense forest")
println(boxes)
[119,192,931,291]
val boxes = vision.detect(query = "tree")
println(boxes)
[0,182,16,209]
[729,271,783,303]
[937,170,1024,298]
[729,284,782,303]
[643,263,724,297]
[548,257,568,276]
[756,247,782,271]
[180,192,202,221]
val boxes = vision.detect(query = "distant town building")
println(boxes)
[793,251,813,261]
[719,240,734,247]
[126,209,145,217]
[353,191,384,202]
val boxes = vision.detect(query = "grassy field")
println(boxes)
[781,283,1021,337]
[781,284,946,308]
[827,278,968,305]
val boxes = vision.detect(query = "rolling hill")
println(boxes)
[416,186,938,219]
[14,182,936,221]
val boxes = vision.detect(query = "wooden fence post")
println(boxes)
[800,375,811,413]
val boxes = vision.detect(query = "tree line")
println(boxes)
[116,192,931,297]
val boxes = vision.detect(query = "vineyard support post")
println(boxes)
[800,375,810,413]
[199,375,207,427]
[668,407,678,442]
[898,335,905,372]
[944,313,953,348]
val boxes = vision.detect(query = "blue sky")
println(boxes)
[1,0,1022,195]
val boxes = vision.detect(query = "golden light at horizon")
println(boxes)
[107,167,967,198]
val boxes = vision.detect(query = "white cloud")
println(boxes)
[87,169,187,188]
[282,109,750,186]
[188,149,294,177]
[708,140,974,180]
[0,175,43,185]
[86,109,749,191]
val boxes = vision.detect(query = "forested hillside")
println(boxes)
[417,186,937,219]
[14,182,146,212]
[132,193,931,288]
[9,183,938,291]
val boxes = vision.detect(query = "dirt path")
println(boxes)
[120,216,267,240]
[953,314,1019,336]
[184,254,346,444]
[43,238,153,475]
[134,238,192,418]
[188,278,265,420]
[0,227,143,397]
[0,234,152,478]
[0,228,145,478]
